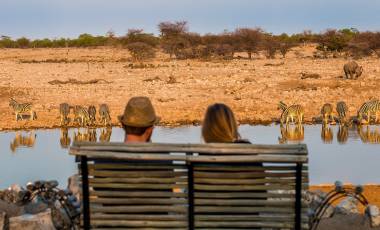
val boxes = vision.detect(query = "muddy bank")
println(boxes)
[1,47,380,131]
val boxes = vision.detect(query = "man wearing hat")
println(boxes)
[119,96,159,143]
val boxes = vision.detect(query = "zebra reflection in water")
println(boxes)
[10,131,37,152]
[73,128,97,142]
[358,125,380,144]
[321,124,334,144]
[60,128,71,148]
[278,124,304,144]
[99,127,112,142]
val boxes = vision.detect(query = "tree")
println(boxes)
[158,21,188,58]
[277,33,297,58]
[234,28,263,59]
[123,29,159,47]
[262,34,280,59]
[16,37,30,48]
[127,42,156,61]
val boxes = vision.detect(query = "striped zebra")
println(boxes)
[320,103,333,124]
[357,99,380,124]
[278,101,304,125]
[73,105,90,126]
[336,101,349,125]
[59,103,71,126]
[99,104,111,126]
[9,98,36,121]
[88,105,97,125]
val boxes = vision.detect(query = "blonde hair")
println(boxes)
[202,103,240,143]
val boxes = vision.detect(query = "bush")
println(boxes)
[234,28,263,59]
[16,37,31,48]
[127,42,156,61]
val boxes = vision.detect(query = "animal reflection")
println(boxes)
[278,124,304,144]
[10,131,37,152]
[73,128,97,142]
[59,128,71,148]
[321,124,334,143]
[337,125,348,144]
[99,127,112,142]
[357,125,380,144]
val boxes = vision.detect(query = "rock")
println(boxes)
[335,197,359,214]
[0,200,25,217]
[24,198,48,214]
[366,205,380,227]
[67,174,81,202]
[304,190,334,218]
[0,212,6,230]
[9,209,55,230]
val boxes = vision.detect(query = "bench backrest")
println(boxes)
[70,142,309,230]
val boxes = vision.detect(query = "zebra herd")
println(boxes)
[278,99,380,126]
[59,103,112,127]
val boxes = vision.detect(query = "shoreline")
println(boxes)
[0,119,342,132]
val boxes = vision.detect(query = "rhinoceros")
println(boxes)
[343,61,363,79]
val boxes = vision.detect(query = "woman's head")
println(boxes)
[202,103,239,143]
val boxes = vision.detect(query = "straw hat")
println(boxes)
[118,97,159,127]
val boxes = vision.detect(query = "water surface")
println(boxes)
[0,124,379,188]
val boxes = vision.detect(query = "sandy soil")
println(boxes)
[0,45,380,131]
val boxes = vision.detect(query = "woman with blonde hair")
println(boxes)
[202,103,248,143]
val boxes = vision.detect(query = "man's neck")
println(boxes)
[124,134,148,143]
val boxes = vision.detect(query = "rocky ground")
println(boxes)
[0,45,380,131]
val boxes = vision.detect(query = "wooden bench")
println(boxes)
[70,142,309,230]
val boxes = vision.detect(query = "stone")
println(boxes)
[9,209,55,230]
[366,205,380,227]
[24,198,48,214]
[0,200,25,217]
[335,197,359,214]
[0,212,6,230]
[67,174,81,202]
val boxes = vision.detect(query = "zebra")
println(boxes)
[88,105,97,125]
[321,103,334,125]
[278,101,304,125]
[9,98,36,121]
[73,105,90,126]
[59,103,71,126]
[336,101,349,125]
[357,99,380,124]
[99,104,111,126]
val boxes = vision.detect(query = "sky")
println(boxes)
[1,0,380,39]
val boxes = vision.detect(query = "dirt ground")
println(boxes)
[1,45,380,131]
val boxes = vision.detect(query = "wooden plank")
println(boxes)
[195,221,309,229]
[194,192,295,199]
[194,171,307,178]
[195,214,309,222]
[71,142,308,155]
[91,198,187,205]
[90,182,187,189]
[194,184,310,191]
[194,199,308,207]
[89,177,187,184]
[193,165,308,171]
[194,206,299,213]
[89,164,186,170]
[91,191,187,198]
[91,220,187,227]
[91,214,187,221]
[71,149,307,163]
[91,205,187,213]
[89,170,187,178]
[194,177,309,185]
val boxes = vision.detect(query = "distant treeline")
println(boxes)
[1,21,380,60]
